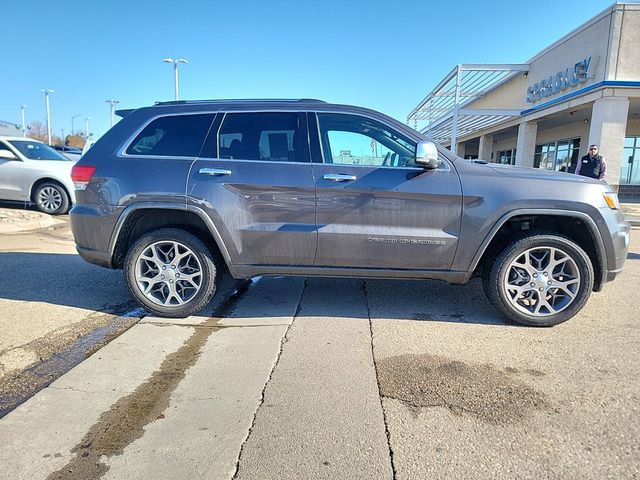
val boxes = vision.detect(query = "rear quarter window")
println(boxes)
[125,114,215,157]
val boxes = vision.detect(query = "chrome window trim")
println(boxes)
[311,111,451,172]
[117,110,220,160]
[116,107,450,171]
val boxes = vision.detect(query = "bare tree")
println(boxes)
[27,121,48,143]
[66,135,86,148]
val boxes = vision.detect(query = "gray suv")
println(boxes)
[70,99,630,326]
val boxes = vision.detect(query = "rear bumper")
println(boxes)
[70,203,123,269]
[76,246,112,268]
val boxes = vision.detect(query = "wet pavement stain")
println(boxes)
[377,354,548,425]
[0,304,143,419]
[47,280,252,480]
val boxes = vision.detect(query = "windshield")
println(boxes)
[9,140,71,161]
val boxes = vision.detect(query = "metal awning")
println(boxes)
[407,64,529,152]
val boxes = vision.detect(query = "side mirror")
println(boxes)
[0,150,18,161]
[415,141,441,169]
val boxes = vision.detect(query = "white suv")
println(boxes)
[0,136,76,214]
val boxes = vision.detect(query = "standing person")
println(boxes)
[575,144,607,181]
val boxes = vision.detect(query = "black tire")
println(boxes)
[33,182,70,215]
[482,232,594,327]
[124,228,220,318]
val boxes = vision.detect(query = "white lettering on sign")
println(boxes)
[526,57,592,104]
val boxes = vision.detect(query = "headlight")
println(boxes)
[602,192,620,210]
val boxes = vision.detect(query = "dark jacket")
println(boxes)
[575,154,606,180]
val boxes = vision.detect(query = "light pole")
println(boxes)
[162,57,189,100]
[20,104,27,137]
[105,99,120,127]
[71,114,82,136]
[41,89,54,145]
[85,116,91,137]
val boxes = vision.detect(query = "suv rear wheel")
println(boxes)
[124,228,219,317]
[483,233,594,327]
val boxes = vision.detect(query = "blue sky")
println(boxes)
[2,0,616,140]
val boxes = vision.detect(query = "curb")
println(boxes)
[0,208,63,234]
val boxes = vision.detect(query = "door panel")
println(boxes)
[187,111,316,266]
[313,164,462,269]
[311,112,462,270]
[0,159,27,200]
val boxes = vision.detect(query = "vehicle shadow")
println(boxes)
[220,276,511,327]
[0,200,37,211]
[627,252,640,260]
[0,252,130,312]
[0,252,509,326]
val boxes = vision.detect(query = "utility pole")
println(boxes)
[20,105,27,137]
[41,89,54,145]
[105,99,120,127]
[85,116,91,137]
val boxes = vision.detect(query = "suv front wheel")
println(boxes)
[124,228,219,317]
[483,233,594,327]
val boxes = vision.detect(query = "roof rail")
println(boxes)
[153,98,327,106]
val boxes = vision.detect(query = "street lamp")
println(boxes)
[85,116,91,137]
[41,89,54,145]
[162,57,189,100]
[105,99,120,127]
[20,105,27,137]
[71,114,82,135]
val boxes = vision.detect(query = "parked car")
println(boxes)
[52,144,83,162]
[0,136,76,214]
[81,137,96,156]
[69,99,630,326]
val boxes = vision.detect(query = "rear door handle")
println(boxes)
[323,173,356,182]
[199,168,232,176]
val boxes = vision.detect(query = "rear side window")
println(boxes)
[217,112,309,163]
[126,114,215,157]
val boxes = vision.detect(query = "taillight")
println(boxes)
[71,165,96,190]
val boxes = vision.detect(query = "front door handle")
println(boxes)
[323,173,356,182]
[199,168,232,176]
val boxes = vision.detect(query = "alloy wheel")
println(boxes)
[503,246,581,317]
[135,240,203,307]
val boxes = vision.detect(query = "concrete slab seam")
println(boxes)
[363,280,398,480]
[231,278,307,480]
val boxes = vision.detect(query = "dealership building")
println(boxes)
[408,1,640,197]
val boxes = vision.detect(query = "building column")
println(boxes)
[515,121,538,167]
[588,96,629,188]
[456,142,466,158]
[479,134,493,162]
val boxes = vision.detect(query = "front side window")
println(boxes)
[8,141,70,161]
[217,112,308,162]
[317,113,417,168]
[126,114,215,157]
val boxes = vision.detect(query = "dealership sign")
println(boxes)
[526,57,592,103]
